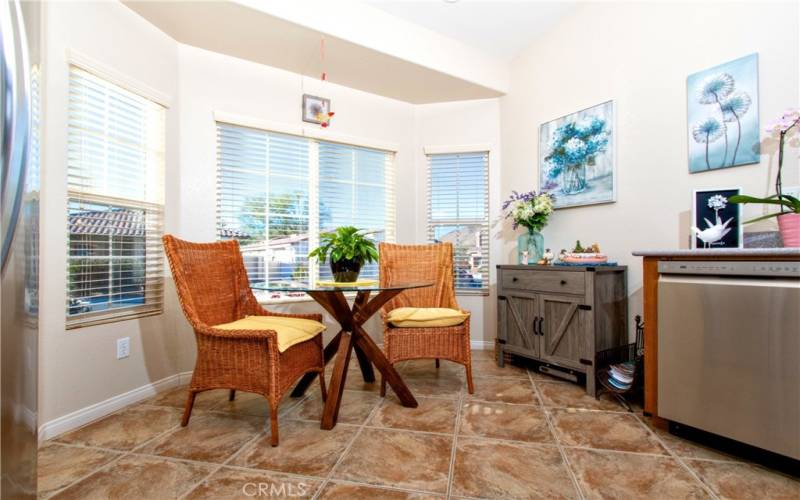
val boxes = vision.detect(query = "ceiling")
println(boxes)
[124,0,506,104]
[368,1,575,62]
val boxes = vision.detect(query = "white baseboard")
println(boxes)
[470,340,493,350]
[38,371,192,442]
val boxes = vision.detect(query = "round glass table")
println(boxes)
[250,281,432,429]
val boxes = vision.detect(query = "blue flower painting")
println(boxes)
[687,54,760,173]
[538,100,615,209]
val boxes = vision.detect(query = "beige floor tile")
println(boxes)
[318,481,443,499]
[184,466,321,499]
[470,349,496,360]
[470,357,529,379]
[459,401,554,444]
[639,417,743,462]
[467,377,539,405]
[333,428,452,493]
[231,420,354,477]
[290,391,380,425]
[549,409,667,454]
[54,405,181,451]
[137,412,263,464]
[536,381,623,411]
[142,387,228,411]
[37,443,120,498]
[368,396,458,434]
[49,454,213,500]
[402,370,466,400]
[210,391,298,419]
[688,459,800,500]
[451,437,577,499]
[566,448,710,499]
[397,359,466,377]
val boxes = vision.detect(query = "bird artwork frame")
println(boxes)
[302,94,334,127]
[692,187,743,249]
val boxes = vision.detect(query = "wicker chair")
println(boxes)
[378,242,474,395]
[162,235,326,446]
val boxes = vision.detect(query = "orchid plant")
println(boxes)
[501,190,555,233]
[730,108,800,220]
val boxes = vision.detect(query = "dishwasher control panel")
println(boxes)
[658,260,800,278]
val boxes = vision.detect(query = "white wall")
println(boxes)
[412,99,502,345]
[173,44,418,371]
[500,1,800,333]
[39,1,180,425]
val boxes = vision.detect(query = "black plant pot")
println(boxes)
[330,258,363,283]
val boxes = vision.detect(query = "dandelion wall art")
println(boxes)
[687,54,760,173]
[539,100,615,209]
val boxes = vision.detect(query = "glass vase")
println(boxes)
[562,163,587,195]
[517,229,545,264]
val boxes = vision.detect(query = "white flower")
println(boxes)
[707,194,728,211]
[697,73,734,104]
[565,137,586,156]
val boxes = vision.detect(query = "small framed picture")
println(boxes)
[302,94,331,125]
[692,188,742,249]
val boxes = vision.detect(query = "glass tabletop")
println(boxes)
[250,281,433,293]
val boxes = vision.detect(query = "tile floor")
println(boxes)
[39,350,799,499]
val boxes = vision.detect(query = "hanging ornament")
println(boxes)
[316,36,334,127]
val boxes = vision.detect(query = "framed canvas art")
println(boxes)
[692,188,742,249]
[687,54,760,173]
[302,94,332,125]
[539,100,615,209]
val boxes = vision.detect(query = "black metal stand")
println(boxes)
[596,315,644,412]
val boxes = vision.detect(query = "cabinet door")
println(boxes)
[539,294,589,369]
[499,293,539,357]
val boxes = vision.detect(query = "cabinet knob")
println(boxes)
[560,279,567,285]
[512,277,518,282]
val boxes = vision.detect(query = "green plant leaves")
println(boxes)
[307,225,379,264]
[729,193,800,224]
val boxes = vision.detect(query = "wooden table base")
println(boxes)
[290,289,418,429]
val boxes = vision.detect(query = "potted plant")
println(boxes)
[730,108,800,247]
[501,190,555,264]
[308,226,379,282]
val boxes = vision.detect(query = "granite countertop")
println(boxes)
[632,248,800,257]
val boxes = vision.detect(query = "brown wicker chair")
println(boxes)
[378,242,474,395]
[162,235,326,446]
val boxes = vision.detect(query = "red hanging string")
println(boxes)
[320,36,327,81]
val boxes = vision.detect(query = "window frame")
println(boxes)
[215,120,397,302]
[425,147,491,296]
[65,62,167,329]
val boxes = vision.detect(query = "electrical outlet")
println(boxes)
[116,337,130,359]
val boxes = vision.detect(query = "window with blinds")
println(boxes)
[66,66,166,328]
[216,122,395,292]
[427,151,489,293]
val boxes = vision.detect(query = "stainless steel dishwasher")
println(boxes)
[658,260,800,460]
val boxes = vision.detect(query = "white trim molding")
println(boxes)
[213,110,400,153]
[470,340,493,350]
[67,48,173,107]
[38,371,192,442]
[423,143,492,155]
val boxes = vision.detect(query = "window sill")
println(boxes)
[456,289,490,297]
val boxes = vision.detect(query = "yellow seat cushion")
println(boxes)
[213,316,325,352]
[386,307,468,328]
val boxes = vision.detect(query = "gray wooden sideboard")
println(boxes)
[496,264,628,396]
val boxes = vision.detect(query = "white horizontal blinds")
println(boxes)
[318,141,395,281]
[427,152,489,292]
[217,123,310,287]
[216,123,395,290]
[67,66,166,327]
